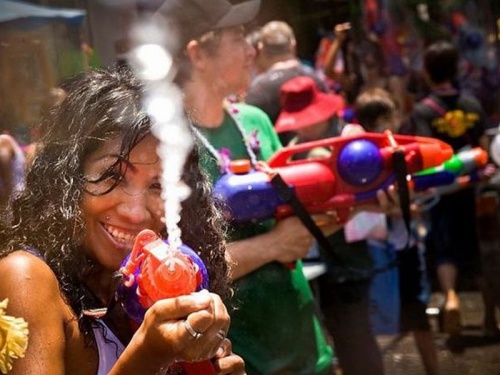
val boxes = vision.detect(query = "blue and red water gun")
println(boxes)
[213,130,453,223]
[116,229,214,375]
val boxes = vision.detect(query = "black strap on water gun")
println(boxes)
[269,173,348,268]
[391,149,412,249]
[363,148,412,277]
[271,172,392,279]
[269,145,412,275]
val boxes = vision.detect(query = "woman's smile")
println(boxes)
[102,222,138,247]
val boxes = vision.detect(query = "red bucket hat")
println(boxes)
[275,76,345,133]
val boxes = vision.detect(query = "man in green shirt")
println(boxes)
[154,1,340,373]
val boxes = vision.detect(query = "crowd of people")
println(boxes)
[0,0,499,374]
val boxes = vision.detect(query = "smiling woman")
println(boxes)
[0,64,245,375]
[81,135,166,271]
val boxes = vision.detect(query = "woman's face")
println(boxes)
[81,134,165,271]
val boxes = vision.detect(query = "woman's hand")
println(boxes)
[114,290,231,373]
[212,338,246,374]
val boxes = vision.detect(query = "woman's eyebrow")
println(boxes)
[128,155,160,166]
[121,157,160,173]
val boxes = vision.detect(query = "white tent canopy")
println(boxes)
[0,0,85,25]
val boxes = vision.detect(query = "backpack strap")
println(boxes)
[422,96,447,116]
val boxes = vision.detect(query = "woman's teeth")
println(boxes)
[104,225,136,243]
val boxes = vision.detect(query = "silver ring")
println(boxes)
[216,329,227,340]
[184,320,203,340]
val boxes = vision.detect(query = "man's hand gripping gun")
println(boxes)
[213,131,454,223]
[116,229,214,375]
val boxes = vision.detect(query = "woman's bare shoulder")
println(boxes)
[0,250,64,307]
[0,249,55,278]
[0,253,87,373]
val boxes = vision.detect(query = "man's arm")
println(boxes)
[323,23,352,88]
[226,213,343,280]
[225,216,314,280]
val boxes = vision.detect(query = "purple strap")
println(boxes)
[422,97,447,116]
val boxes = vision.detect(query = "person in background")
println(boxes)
[245,27,263,78]
[245,20,332,144]
[274,75,385,375]
[0,132,25,209]
[400,40,493,336]
[152,1,352,373]
[153,3,401,373]
[0,65,244,374]
[323,26,409,121]
[320,22,362,105]
[25,87,68,167]
[355,87,440,375]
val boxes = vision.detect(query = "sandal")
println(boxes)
[442,307,462,335]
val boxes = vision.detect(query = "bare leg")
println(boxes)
[436,263,461,334]
[437,263,457,294]
[478,276,499,335]
[413,330,440,375]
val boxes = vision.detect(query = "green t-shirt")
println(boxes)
[197,103,334,374]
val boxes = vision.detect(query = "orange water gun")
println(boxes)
[117,229,213,375]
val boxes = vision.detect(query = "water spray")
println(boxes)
[127,14,192,252]
[116,11,216,374]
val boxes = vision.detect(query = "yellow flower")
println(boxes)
[0,299,28,374]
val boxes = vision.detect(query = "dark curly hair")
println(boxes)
[0,64,230,345]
